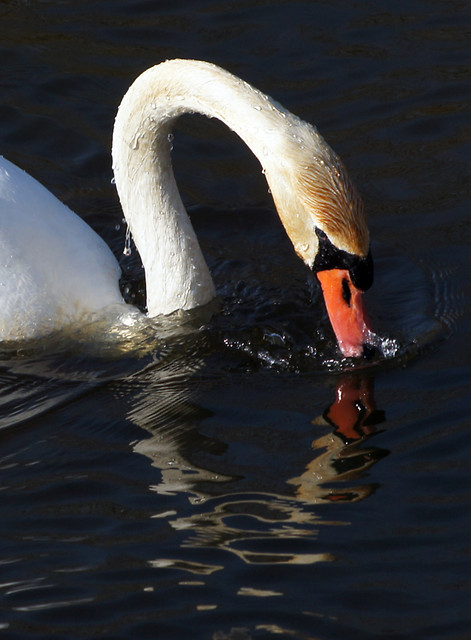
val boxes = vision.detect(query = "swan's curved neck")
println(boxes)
[112,59,358,317]
[112,60,294,317]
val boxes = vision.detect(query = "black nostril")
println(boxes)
[362,343,377,359]
[342,277,352,306]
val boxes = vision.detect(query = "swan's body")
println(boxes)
[0,59,374,355]
[0,157,122,340]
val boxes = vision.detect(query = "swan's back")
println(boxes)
[0,157,122,340]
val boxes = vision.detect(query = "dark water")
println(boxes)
[1,1,471,638]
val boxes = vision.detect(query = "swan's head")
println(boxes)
[265,122,374,358]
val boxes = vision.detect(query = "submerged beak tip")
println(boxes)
[339,343,363,358]
[339,338,376,359]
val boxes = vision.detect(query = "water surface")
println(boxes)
[0,1,470,638]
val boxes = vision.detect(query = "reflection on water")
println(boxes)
[291,375,387,504]
[125,363,387,574]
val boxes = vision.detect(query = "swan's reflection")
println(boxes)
[289,374,387,504]
[0,326,387,576]
[126,364,387,573]
[0,323,388,574]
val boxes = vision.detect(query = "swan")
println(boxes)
[0,59,374,356]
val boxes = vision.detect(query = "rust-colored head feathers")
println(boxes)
[295,154,369,257]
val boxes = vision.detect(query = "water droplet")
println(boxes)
[123,225,132,257]
[253,105,262,111]
[110,176,116,185]
[297,242,309,253]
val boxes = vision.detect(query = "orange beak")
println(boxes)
[317,268,373,358]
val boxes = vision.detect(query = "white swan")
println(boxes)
[0,59,374,356]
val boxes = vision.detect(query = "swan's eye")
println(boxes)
[349,250,373,291]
